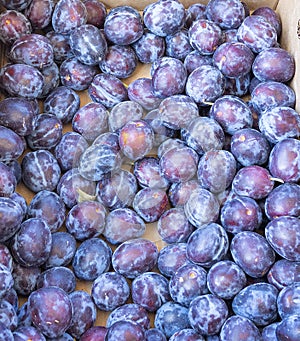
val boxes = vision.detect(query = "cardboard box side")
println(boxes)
[100,0,279,11]
[276,0,300,112]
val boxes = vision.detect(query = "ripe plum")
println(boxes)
[60,57,98,91]
[108,100,144,133]
[185,65,225,105]
[24,0,54,30]
[168,179,199,207]
[169,263,208,306]
[230,231,275,278]
[10,217,52,267]
[54,131,89,171]
[51,0,87,34]
[96,169,138,210]
[268,138,300,182]
[151,56,187,98]
[56,168,96,208]
[66,200,106,241]
[232,282,278,326]
[133,187,169,223]
[106,303,150,330]
[100,44,137,79]
[185,3,206,28]
[13,325,46,341]
[252,6,281,35]
[12,262,41,296]
[184,50,212,74]
[27,190,65,233]
[230,128,270,166]
[0,9,32,45]
[0,96,35,136]
[78,143,122,181]
[197,149,236,193]
[157,243,192,278]
[165,29,193,61]
[154,301,190,338]
[26,113,62,150]
[181,116,225,154]
[43,231,76,269]
[232,165,274,199]
[45,30,73,63]
[265,182,300,220]
[105,320,145,340]
[0,63,44,98]
[259,106,300,143]
[104,6,143,45]
[184,187,220,228]
[69,24,107,66]
[252,47,295,83]
[261,322,279,341]
[131,272,171,312]
[67,290,97,339]
[250,81,296,114]
[112,238,158,278]
[220,194,262,234]
[36,266,76,293]
[0,125,25,162]
[83,0,106,28]
[0,161,17,197]
[72,102,108,141]
[127,78,162,111]
[205,0,245,29]
[276,315,300,341]
[91,272,130,311]
[72,237,112,281]
[132,31,165,64]
[188,294,228,336]
[277,283,300,319]
[9,33,54,69]
[220,315,262,341]
[157,207,194,243]
[207,260,247,300]
[158,94,199,130]
[119,119,154,161]
[80,326,107,341]
[267,259,300,290]
[188,19,223,55]
[237,15,277,53]
[43,85,80,123]
[28,286,73,338]
[209,95,253,135]
[186,223,229,267]
[265,215,300,261]
[143,0,185,37]
[160,144,199,183]
[213,41,254,78]
[0,300,17,331]
[134,156,169,189]
[21,149,61,193]
[145,328,167,341]
[103,207,146,244]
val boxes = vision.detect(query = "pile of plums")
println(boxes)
[0,0,299,340]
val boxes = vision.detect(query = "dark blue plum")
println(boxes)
[72,238,112,281]
[154,301,190,338]
[91,272,130,311]
[232,282,279,326]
